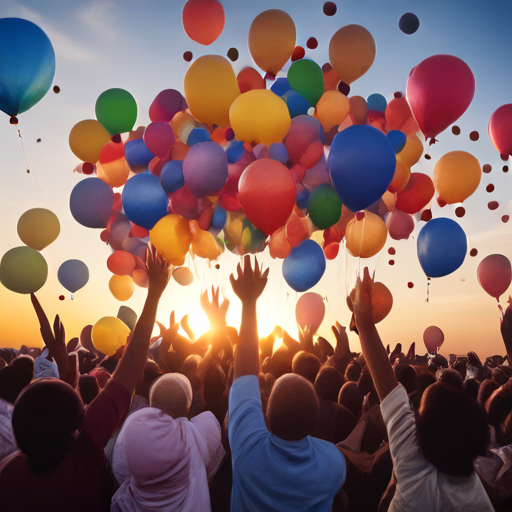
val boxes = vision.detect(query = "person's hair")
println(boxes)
[0,366,27,404]
[486,380,512,431]
[10,355,34,388]
[432,354,448,369]
[463,378,480,400]
[268,350,292,379]
[267,373,319,441]
[12,379,85,475]
[417,372,436,394]
[135,359,163,399]
[100,356,119,374]
[78,375,100,405]
[292,351,321,383]
[203,363,227,407]
[345,360,362,383]
[358,371,374,396]
[417,382,488,477]
[149,373,193,418]
[314,366,344,402]
[338,381,364,418]
[394,364,419,394]
[437,368,463,390]
[478,379,499,409]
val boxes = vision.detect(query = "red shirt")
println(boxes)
[0,379,131,512]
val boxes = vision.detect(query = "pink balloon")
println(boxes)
[423,325,444,354]
[143,122,176,158]
[407,55,475,142]
[386,208,415,240]
[295,292,325,334]
[477,254,512,301]
[488,104,512,156]
[149,89,188,123]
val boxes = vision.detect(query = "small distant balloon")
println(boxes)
[307,37,318,49]
[470,248,478,257]
[227,48,239,61]
[388,247,396,255]
[183,51,193,62]
[486,184,495,193]
[291,46,305,62]
[53,86,60,93]
[421,209,433,222]
[501,154,509,161]
[455,207,465,218]
[59,295,65,300]
[488,201,499,210]
[37,138,41,143]
[399,13,420,35]
[502,216,509,223]
[423,326,444,354]
[323,2,337,16]
[58,259,89,294]
[173,267,194,286]
[477,254,512,302]
[337,81,350,96]
[469,131,479,141]
[408,282,414,289]
[483,164,491,173]
[452,126,460,135]
[424,154,431,160]
[389,260,395,265]
[503,166,509,173]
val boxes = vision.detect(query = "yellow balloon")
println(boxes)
[315,90,350,131]
[96,159,131,188]
[69,120,111,163]
[191,229,223,260]
[92,316,130,356]
[150,214,191,264]
[109,275,134,301]
[17,208,60,251]
[172,267,194,286]
[329,25,376,85]
[433,151,481,204]
[345,211,388,258]
[184,55,240,127]
[229,90,291,146]
[398,134,423,167]
[0,246,48,294]
[248,9,296,75]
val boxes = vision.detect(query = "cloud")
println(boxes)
[75,0,120,41]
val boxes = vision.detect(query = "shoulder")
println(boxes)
[380,384,411,426]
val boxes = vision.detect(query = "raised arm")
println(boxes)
[229,255,269,380]
[500,298,512,362]
[350,267,398,401]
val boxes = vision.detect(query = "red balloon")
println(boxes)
[144,122,175,158]
[291,46,305,62]
[237,67,266,93]
[107,251,136,276]
[324,242,339,260]
[239,159,296,235]
[396,173,435,214]
[386,208,415,240]
[182,0,225,45]
[296,292,325,333]
[488,104,512,156]
[406,55,475,141]
[477,254,512,301]
[423,326,444,354]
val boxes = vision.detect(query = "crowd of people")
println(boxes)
[0,247,512,511]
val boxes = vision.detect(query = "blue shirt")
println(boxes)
[229,375,346,511]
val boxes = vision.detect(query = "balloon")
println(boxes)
[395,173,434,214]
[296,293,325,333]
[132,269,149,288]
[58,260,89,294]
[17,208,60,251]
[107,251,136,276]
[288,59,325,107]
[0,18,55,116]
[285,92,311,118]
[367,94,387,112]
[385,98,419,135]
[248,9,296,75]
[387,130,407,154]
[109,275,134,301]
[237,67,266,93]
[238,159,296,235]
[406,55,475,141]
[329,25,376,84]
[307,184,342,229]
[161,160,185,193]
[433,151,481,204]
[399,13,420,34]
[122,174,169,230]
[348,96,367,125]
[117,306,138,332]
[187,127,211,146]
[184,55,240,127]
[417,218,467,278]
[284,115,323,165]
[149,89,187,123]
[386,209,415,240]
[347,281,393,323]
[182,0,225,45]
[477,254,512,301]
[229,90,291,146]
[423,326,444,354]
[173,267,194,286]
[95,89,138,136]
[315,90,350,131]
[182,141,228,197]
[150,214,191,264]
[283,240,326,292]
[397,134,423,167]
[97,142,130,188]
[124,139,155,174]
[70,178,114,229]
[488,104,512,156]
[345,211,388,258]
[271,78,292,97]
[0,246,48,294]
[210,206,228,233]
[191,224,222,260]
[328,125,396,212]
[92,316,130,356]
[143,122,175,158]
[388,160,411,194]
[268,143,289,164]
[69,120,111,164]
[291,46,305,62]
[323,2,337,16]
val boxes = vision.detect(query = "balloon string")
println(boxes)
[426,277,431,303]
[16,125,43,196]
[357,214,366,276]
[71,293,74,301]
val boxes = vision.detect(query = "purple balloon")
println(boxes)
[149,89,188,123]
[58,259,89,293]
[183,141,228,197]
[143,122,175,158]
[70,178,113,228]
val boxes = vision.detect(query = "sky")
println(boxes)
[1,0,512,359]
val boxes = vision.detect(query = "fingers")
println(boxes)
[156,321,167,336]
[262,267,270,279]
[170,311,175,326]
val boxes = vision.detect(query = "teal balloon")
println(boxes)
[58,259,89,293]
[95,88,137,136]
[287,59,325,107]
[308,184,342,229]
[0,18,55,117]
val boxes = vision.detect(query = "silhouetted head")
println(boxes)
[486,380,512,432]
[463,378,480,400]
[358,371,375,396]
[345,360,362,383]
[338,381,364,418]
[78,375,100,405]
[149,373,193,419]
[478,379,499,409]
[394,364,418,394]
[437,368,463,390]
[267,373,319,441]
[10,355,34,388]
[0,366,27,404]
[315,366,344,402]
[268,349,293,379]
[292,351,321,383]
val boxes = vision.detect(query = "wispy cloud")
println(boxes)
[74,0,120,41]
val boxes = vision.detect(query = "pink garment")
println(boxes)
[111,407,225,512]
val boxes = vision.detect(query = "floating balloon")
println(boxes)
[150,214,191,264]
[0,246,48,294]
[423,326,444,354]
[70,178,114,229]
[109,275,134,301]
[307,184,342,229]
[397,134,423,167]
[58,260,89,294]
[291,46,305,62]
[191,224,222,260]
[97,142,130,188]
[323,2,337,16]
[124,138,155,174]
[288,59,325,107]
[92,316,130,356]
[160,160,185,193]
[388,160,411,194]
[417,218,467,278]
[488,104,512,156]
[296,293,325,333]
[284,115,323,164]
[17,208,60,251]
[395,173,434,214]
[477,254,512,301]
[117,306,138,332]
[386,209,415,240]
[367,93,387,112]
[182,0,225,45]
[149,89,187,123]
[107,251,136,276]
[173,267,194,286]
[345,211,388,258]
[237,67,266,93]
[348,281,393,323]
[143,122,175,158]
[387,130,407,154]
[69,120,112,164]
[315,90,350,131]
[0,18,55,117]
[399,13,420,34]
[96,89,138,136]
[283,240,326,292]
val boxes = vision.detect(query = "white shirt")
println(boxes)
[0,398,17,461]
[381,385,494,512]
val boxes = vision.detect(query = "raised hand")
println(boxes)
[298,325,314,353]
[349,267,375,327]
[229,255,269,304]
[332,321,350,356]
[180,314,196,341]
[200,286,230,329]
[146,244,173,297]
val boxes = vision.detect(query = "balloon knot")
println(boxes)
[264,72,276,81]
[111,134,122,143]
[429,138,438,146]
[10,116,18,125]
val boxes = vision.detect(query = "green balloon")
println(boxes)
[95,88,137,136]
[308,184,342,229]
[0,246,48,294]
[287,59,325,107]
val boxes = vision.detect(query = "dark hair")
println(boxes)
[268,350,292,380]
[463,378,480,400]
[417,383,488,477]
[394,364,418,394]
[486,381,512,431]
[417,372,436,394]
[100,356,119,374]
[315,366,343,402]
[358,371,374,396]
[78,375,100,405]
[437,368,463,390]
[478,379,499,409]
[338,381,364,418]
[204,363,227,406]
[0,366,26,404]
[10,355,34,388]
[292,351,321,383]
[345,360,362,383]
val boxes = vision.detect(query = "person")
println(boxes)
[350,267,493,512]
[0,246,172,512]
[228,255,346,511]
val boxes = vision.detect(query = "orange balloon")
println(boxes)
[182,0,225,46]
[190,220,223,260]
[107,251,136,276]
[347,281,393,323]
[398,134,423,167]
[237,67,266,93]
[385,97,419,134]
[345,210,388,258]
[69,120,111,163]
[323,64,340,91]
[329,25,376,84]
[388,159,411,194]
[315,90,350,131]
[348,96,367,125]
[109,275,134,301]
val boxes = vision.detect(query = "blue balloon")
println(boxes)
[328,125,396,212]
[227,140,245,163]
[122,174,169,230]
[296,186,310,209]
[70,178,113,229]
[58,260,89,294]
[271,78,292,97]
[161,161,184,193]
[417,218,467,278]
[210,206,228,233]
[268,143,289,164]
[399,13,420,35]
[283,240,326,292]
[387,130,407,154]
[0,19,55,117]
[367,93,387,113]
[124,139,155,173]
[187,127,211,146]
[287,92,311,118]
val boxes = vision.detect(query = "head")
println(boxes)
[135,359,163,399]
[149,373,193,419]
[338,381,364,418]
[10,355,34,388]
[394,364,419,395]
[78,375,100,405]
[437,368,463,390]
[267,349,293,379]
[345,360,362,383]
[358,371,375,396]
[417,382,488,477]
[463,378,480,400]
[267,373,319,441]
[478,379,499,409]
[0,366,27,404]
[12,379,85,475]
[315,366,344,402]
[486,380,512,432]
[292,351,321,384]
